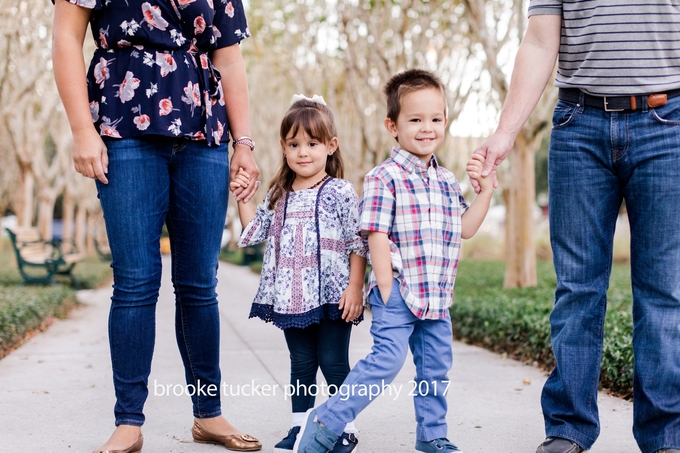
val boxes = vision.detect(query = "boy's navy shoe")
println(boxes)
[329,432,358,453]
[273,426,300,452]
[293,408,339,453]
[536,438,584,453]
[415,438,463,453]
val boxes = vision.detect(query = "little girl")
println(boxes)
[230,95,366,453]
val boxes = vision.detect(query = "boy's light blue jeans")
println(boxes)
[316,279,453,442]
[97,136,230,426]
[544,94,680,453]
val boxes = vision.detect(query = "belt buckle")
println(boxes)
[603,97,624,112]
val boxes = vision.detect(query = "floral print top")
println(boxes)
[60,0,249,145]
[239,178,368,330]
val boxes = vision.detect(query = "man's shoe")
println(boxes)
[293,408,339,453]
[414,437,463,453]
[655,449,680,453]
[536,437,584,453]
[273,426,301,452]
[329,432,358,453]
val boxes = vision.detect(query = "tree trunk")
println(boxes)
[37,189,58,241]
[86,211,96,255]
[62,192,75,243]
[503,132,538,288]
[18,167,34,228]
[75,203,87,252]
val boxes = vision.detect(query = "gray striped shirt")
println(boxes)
[528,0,680,95]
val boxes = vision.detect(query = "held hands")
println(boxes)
[229,167,259,201]
[470,131,514,194]
[338,284,364,322]
[230,147,260,203]
[466,154,494,194]
[72,128,109,184]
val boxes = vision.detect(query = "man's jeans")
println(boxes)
[97,137,230,426]
[544,94,680,453]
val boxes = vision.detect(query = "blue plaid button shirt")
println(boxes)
[360,147,468,319]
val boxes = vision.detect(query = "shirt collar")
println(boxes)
[390,147,439,174]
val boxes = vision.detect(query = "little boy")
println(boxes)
[294,69,494,453]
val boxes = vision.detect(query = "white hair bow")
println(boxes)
[291,94,327,106]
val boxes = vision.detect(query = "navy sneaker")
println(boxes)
[293,408,339,453]
[415,437,463,453]
[536,438,584,453]
[329,432,358,453]
[274,426,300,452]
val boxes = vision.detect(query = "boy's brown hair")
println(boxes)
[383,69,447,122]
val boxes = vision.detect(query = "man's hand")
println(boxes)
[470,131,514,193]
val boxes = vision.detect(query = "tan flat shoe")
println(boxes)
[92,433,143,453]
[191,421,262,451]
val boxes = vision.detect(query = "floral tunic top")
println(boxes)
[239,178,368,330]
[60,0,249,145]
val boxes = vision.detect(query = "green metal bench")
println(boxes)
[5,227,84,288]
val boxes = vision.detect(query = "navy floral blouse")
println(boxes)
[60,0,249,145]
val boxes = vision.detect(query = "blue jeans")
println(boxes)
[97,137,230,426]
[316,281,453,442]
[544,94,680,453]
[283,318,352,413]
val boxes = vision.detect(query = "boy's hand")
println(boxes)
[466,154,493,193]
[338,284,364,322]
[229,167,252,194]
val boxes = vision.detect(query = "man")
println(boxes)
[473,2,680,453]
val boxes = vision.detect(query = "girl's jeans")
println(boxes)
[97,137,229,426]
[545,94,680,453]
[283,318,352,414]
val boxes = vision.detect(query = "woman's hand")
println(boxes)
[72,128,109,184]
[230,148,259,202]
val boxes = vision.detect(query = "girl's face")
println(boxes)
[281,129,338,188]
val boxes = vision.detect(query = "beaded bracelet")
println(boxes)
[233,136,255,151]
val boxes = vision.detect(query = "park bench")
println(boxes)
[5,226,85,288]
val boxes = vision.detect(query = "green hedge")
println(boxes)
[0,248,112,358]
[451,260,634,396]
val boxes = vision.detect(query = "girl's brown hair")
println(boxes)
[267,99,344,209]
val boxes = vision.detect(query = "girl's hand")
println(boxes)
[229,167,251,194]
[72,128,109,184]
[466,154,493,193]
[338,284,364,322]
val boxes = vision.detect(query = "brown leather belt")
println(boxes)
[558,88,680,112]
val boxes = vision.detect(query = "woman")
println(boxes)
[52,0,261,451]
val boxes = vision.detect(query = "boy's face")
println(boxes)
[384,87,448,165]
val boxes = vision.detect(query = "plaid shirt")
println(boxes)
[360,147,468,319]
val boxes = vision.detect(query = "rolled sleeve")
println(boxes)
[360,174,395,236]
[238,193,274,247]
[528,0,562,16]
[212,0,250,48]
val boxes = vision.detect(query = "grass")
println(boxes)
[451,260,634,397]
[0,248,112,359]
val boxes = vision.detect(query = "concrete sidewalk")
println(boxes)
[0,257,637,452]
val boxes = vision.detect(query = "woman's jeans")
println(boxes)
[545,94,680,453]
[283,318,353,414]
[97,137,229,426]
